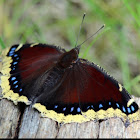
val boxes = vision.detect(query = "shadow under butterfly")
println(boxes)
[1,14,139,124]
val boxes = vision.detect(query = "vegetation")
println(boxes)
[0,0,140,96]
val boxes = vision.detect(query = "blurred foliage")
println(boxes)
[0,0,140,96]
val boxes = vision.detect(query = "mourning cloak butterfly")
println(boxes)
[1,16,139,124]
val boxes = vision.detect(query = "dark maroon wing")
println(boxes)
[77,59,138,115]
[2,43,65,103]
[33,58,139,123]
[10,44,65,82]
[33,64,85,123]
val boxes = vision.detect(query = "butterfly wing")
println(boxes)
[1,43,65,104]
[33,58,139,123]
[33,64,88,123]
[76,59,139,122]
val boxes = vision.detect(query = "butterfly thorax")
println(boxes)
[58,48,79,68]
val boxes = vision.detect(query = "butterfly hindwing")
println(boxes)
[33,58,139,123]
[33,65,87,123]
[77,59,139,122]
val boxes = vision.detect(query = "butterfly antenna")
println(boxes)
[77,24,105,49]
[75,13,86,48]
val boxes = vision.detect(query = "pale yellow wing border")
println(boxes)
[1,45,31,105]
[33,102,140,124]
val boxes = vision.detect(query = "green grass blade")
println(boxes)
[0,37,6,49]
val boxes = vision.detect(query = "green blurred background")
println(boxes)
[0,0,140,96]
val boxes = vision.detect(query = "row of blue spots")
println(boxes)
[103,101,136,114]
[53,105,81,113]
[13,54,19,60]
[114,102,135,114]
[9,47,17,56]
[11,77,19,88]
[94,102,135,114]
[122,104,135,114]
[11,54,19,72]
[52,102,136,115]
[10,76,23,93]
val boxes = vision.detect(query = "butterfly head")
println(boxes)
[58,48,79,69]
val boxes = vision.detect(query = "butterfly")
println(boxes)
[1,14,139,124]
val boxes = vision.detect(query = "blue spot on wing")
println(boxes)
[99,103,103,108]
[19,88,22,92]
[91,105,94,109]
[70,107,74,112]
[12,67,16,71]
[131,105,135,112]
[122,106,126,112]
[11,47,16,51]
[11,77,16,81]
[77,107,81,112]
[63,107,66,111]
[14,85,18,88]
[14,54,18,57]
[13,62,18,65]
[127,107,131,114]
[9,53,14,56]
[87,106,90,109]
[116,103,120,108]
[13,81,18,84]
[54,105,58,109]
[109,102,111,105]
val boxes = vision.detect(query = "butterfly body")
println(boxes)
[1,43,139,123]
